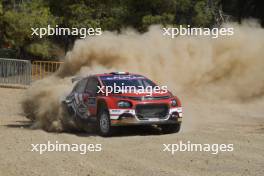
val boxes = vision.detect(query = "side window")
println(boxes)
[85,77,99,96]
[74,79,88,93]
[143,79,156,87]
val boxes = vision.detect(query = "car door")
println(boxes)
[83,76,100,117]
[66,78,88,119]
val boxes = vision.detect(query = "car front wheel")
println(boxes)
[97,109,112,136]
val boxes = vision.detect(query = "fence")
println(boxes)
[31,61,63,80]
[0,58,31,86]
[0,58,63,87]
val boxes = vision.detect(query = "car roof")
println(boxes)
[95,72,144,77]
[73,72,146,83]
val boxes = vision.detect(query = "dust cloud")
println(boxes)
[22,20,264,131]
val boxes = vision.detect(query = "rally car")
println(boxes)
[63,72,183,136]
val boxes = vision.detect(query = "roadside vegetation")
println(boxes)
[0,0,262,60]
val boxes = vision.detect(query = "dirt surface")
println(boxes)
[0,87,264,176]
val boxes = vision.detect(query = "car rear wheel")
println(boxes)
[61,101,78,131]
[160,123,181,134]
[97,108,112,136]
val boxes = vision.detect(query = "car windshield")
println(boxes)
[100,75,156,89]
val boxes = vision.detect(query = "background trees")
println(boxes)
[1,0,57,59]
[0,0,263,60]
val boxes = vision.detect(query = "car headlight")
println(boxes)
[117,101,132,108]
[171,99,177,107]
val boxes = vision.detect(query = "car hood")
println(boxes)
[111,91,173,99]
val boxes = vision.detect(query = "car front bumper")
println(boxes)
[109,107,183,126]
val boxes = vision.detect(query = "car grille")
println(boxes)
[128,96,170,101]
[135,104,169,119]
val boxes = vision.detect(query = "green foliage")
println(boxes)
[47,0,128,31]
[0,0,3,46]
[66,3,99,29]
[26,40,52,58]
[124,0,177,31]
[192,1,213,27]
[3,0,57,47]
[142,13,175,29]
[1,0,57,59]
[123,0,214,30]
[0,0,262,60]
[176,0,192,12]
[0,48,17,58]
[0,1,3,15]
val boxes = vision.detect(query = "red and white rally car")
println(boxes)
[63,72,183,136]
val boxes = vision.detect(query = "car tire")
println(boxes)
[97,107,112,137]
[160,123,181,134]
[61,101,78,131]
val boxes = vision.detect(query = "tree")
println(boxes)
[192,0,214,27]
[0,0,2,15]
[0,0,3,47]
[1,0,263,60]
[222,0,264,25]
[123,0,177,31]
[2,0,57,59]
[142,13,175,29]
[46,0,128,50]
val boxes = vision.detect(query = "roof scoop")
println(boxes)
[110,72,129,75]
